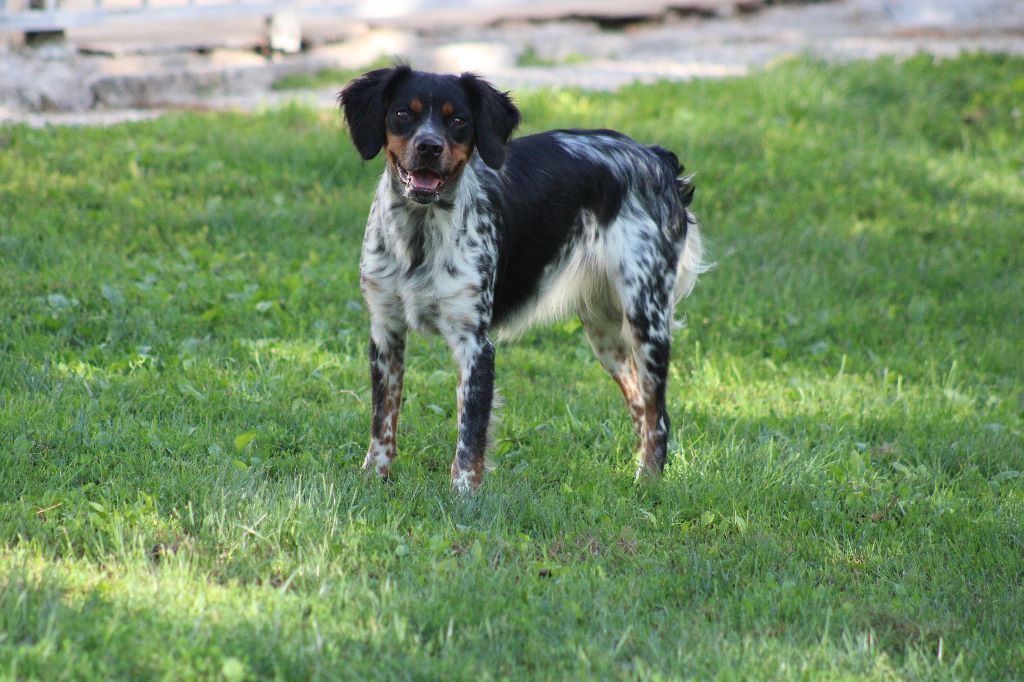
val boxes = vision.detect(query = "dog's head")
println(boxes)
[339,66,520,205]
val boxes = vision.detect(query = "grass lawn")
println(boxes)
[1,54,1023,680]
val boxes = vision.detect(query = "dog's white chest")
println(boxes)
[397,249,483,337]
[360,166,497,342]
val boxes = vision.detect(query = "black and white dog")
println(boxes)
[339,66,706,492]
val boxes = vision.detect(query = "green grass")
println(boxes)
[2,54,1023,680]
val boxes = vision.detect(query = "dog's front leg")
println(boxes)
[363,328,406,480]
[449,334,495,493]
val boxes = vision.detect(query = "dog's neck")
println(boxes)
[375,159,486,273]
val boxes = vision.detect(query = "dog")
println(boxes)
[339,66,706,492]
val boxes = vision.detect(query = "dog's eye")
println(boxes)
[448,116,467,129]
[395,109,411,120]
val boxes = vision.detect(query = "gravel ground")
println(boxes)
[1,0,1022,125]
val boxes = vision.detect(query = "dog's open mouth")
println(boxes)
[394,159,447,198]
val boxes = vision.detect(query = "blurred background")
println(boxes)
[2,0,1023,123]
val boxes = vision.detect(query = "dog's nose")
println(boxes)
[415,135,444,159]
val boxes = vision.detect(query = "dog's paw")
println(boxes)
[450,462,482,494]
[362,445,392,480]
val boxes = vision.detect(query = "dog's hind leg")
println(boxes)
[608,236,678,479]
[622,289,674,479]
[630,331,672,478]
[579,301,645,448]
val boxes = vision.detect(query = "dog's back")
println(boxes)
[473,129,704,339]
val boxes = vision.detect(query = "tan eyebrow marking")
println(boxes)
[410,99,423,113]
[442,102,455,117]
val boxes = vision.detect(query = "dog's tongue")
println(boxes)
[410,170,442,192]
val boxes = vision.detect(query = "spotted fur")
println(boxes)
[340,67,708,492]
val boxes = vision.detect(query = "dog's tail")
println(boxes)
[649,145,694,209]
[649,145,712,305]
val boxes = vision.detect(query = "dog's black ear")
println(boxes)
[459,73,520,170]
[338,66,410,160]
